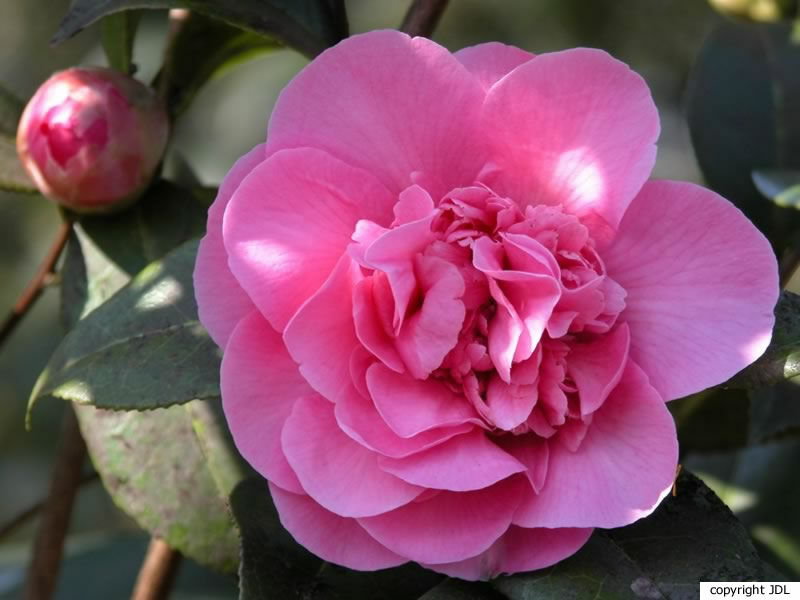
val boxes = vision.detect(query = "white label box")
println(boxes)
[700,583,800,600]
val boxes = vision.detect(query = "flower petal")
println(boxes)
[484,375,538,431]
[567,322,630,415]
[284,254,362,401]
[335,380,475,458]
[499,434,549,493]
[604,180,779,400]
[513,360,678,528]
[270,484,406,570]
[366,363,483,438]
[425,526,592,581]
[455,42,535,91]
[221,311,305,493]
[194,144,265,347]
[472,236,561,381]
[378,429,525,491]
[394,254,466,378]
[281,395,423,518]
[266,30,486,200]
[481,48,659,237]
[223,147,393,332]
[358,476,525,564]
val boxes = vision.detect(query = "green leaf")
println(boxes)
[56,195,245,575]
[59,226,130,328]
[29,238,221,416]
[0,82,24,137]
[231,477,442,600]
[670,387,750,454]
[726,291,800,389]
[687,20,800,244]
[101,11,140,73]
[53,0,348,58]
[76,178,209,275]
[0,134,37,193]
[707,0,798,22]
[687,440,800,577]
[418,580,503,600]
[753,168,800,208]
[749,379,800,442]
[159,13,280,117]
[493,472,770,600]
[75,399,242,572]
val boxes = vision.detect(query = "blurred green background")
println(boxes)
[1,1,795,598]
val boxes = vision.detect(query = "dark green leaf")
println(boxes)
[0,82,24,137]
[687,20,800,244]
[686,440,800,577]
[418,580,503,600]
[670,387,750,454]
[707,0,798,22]
[726,291,800,388]
[53,0,348,58]
[493,472,769,600]
[753,168,800,208]
[159,13,280,117]
[75,179,208,276]
[75,399,241,572]
[59,225,130,328]
[56,205,245,574]
[0,134,37,193]
[231,477,442,600]
[749,379,800,442]
[101,10,140,73]
[29,239,220,415]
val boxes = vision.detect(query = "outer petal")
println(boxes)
[426,526,593,581]
[513,361,678,528]
[266,30,486,200]
[270,484,406,570]
[194,144,265,347]
[358,476,525,564]
[377,429,525,492]
[604,180,779,400]
[481,48,659,236]
[223,148,393,332]
[281,395,423,517]
[221,311,305,493]
[455,42,535,91]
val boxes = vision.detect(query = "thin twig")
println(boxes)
[130,538,183,600]
[157,9,191,111]
[23,407,87,600]
[0,219,72,349]
[0,472,97,541]
[400,0,450,38]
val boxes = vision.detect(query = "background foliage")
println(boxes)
[1,0,799,598]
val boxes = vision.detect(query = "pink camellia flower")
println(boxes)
[17,67,167,213]
[194,31,778,579]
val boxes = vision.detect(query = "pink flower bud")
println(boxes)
[16,67,168,213]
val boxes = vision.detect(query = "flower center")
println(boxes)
[349,184,627,442]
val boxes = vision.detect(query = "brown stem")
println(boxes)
[157,9,191,111]
[130,538,183,600]
[0,219,72,349]
[23,407,87,600]
[400,0,450,37]
[0,472,97,541]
